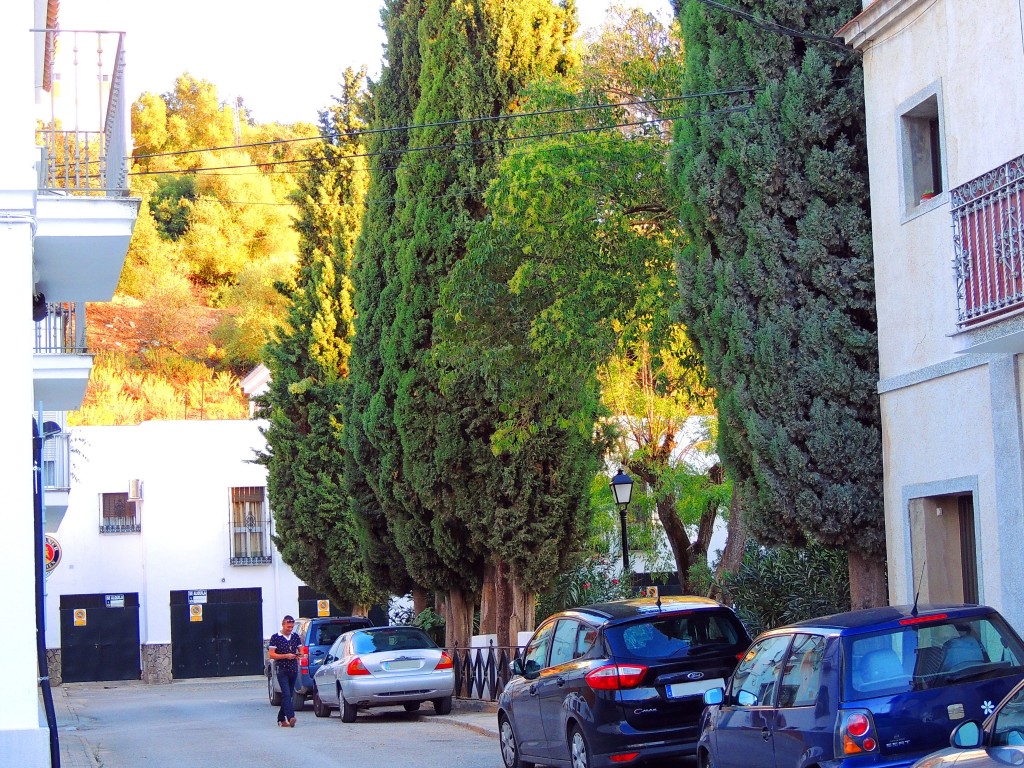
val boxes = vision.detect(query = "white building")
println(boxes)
[838,0,1024,630]
[43,419,313,684]
[6,2,139,763]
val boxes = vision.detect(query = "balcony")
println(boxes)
[39,412,71,525]
[32,28,139,304]
[952,155,1024,327]
[33,301,92,411]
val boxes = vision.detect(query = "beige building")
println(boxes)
[839,1,1024,629]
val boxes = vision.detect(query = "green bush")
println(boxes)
[718,543,851,636]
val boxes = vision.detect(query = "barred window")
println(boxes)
[100,492,141,533]
[230,486,272,565]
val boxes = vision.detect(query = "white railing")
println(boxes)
[34,29,131,196]
[34,302,86,354]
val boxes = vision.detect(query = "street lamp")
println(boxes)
[609,468,634,576]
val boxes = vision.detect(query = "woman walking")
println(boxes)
[268,615,301,727]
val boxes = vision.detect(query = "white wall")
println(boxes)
[44,419,306,650]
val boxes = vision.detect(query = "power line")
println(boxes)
[130,87,759,162]
[130,105,752,178]
[691,0,855,53]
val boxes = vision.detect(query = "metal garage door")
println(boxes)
[59,592,141,683]
[169,587,263,679]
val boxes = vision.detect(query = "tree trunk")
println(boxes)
[508,578,535,646]
[847,549,888,610]
[494,559,512,647]
[655,493,693,593]
[351,603,370,618]
[445,588,475,650]
[479,563,497,636]
[713,486,746,600]
[412,585,429,616]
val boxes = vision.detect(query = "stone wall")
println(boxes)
[141,643,172,684]
[46,649,62,687]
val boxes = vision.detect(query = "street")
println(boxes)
[62,677,500,768]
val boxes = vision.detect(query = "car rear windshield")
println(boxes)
[843,612,1024,700]
[605,610,746,660]
[351,627,435,655]
[312,620,370,647]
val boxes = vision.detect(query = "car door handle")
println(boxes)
[761,727,771,741]
[556,677,566,687]
[529,684,538,695]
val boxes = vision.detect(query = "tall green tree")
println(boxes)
[256,70,382,608]
[385,0,578,647]
[670,0,885,607]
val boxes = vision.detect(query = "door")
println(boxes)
[60,593,141,683]
[170,587,263,678]
[713,634,793,768]
[771,633,833,768]
[909,493,978,603]
[537,619,588,755]
[510,620,556,761]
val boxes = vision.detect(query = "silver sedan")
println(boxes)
[311,626,455,722]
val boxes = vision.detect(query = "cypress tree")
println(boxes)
[256,70,382,608]
[670,0,886,606]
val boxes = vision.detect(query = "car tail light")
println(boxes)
[585,664,648,691]
[610,753,640,763]
[347,657,370,676]
[899,613,948,625]
[835,709,879,757]
[299,645,309,669]
[436,652,453,670]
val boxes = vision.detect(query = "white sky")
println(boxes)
[55,0,673,125]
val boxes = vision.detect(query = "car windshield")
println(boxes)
[843,613,1024,700]
[351,627,435,655]
[605,610,745,660]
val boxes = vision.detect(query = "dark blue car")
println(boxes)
[698,604,1024,768]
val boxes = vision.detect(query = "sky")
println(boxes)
[55,0,673,126]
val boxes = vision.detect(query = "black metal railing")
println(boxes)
[99,514,141,534]
[449,641,524,701]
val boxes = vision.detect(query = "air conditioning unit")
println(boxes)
[128,479,143,501]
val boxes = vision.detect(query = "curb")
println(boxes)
[441,716,498,739]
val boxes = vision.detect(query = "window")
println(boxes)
[993,686,1024,746]
[523,621,555,674]
[730,634,792,706]
[229,486,272,565]
[779,634,826,708]
[900,86,945,213]
[549,620,581,667]
[99,492,141,533]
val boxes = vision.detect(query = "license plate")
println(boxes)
[666,678,724,699]
[383,660,421,671]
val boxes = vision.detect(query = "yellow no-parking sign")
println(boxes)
[317,599,330,617]
[73,609,87,627]
[189,604,203,622]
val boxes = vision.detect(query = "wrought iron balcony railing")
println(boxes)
[952,154,1024,327]
[33,29,131,196]
[34,302,86,354]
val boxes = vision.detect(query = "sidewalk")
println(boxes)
[51,685,99,768]
[445,698,499,738]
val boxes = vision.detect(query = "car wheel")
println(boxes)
[699,748,716,768]
[312,687,330,718]
[569,725,591,768]
[432,695,453,715]
[268,671,281,707]
[340,691,357,723]
[403,701,421,712]
[292,690,305,712]
[499,715,535,768]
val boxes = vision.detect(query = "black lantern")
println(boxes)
[609,468,634,575]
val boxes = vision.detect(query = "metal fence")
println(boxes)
[449,641,524,701]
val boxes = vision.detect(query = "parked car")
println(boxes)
[911,675,1024,767]
[266,615,373,710]
[698,603,1024,768]
[311,625,455,721]
[497,596,752,768]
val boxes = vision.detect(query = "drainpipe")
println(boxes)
[33,416,60,768]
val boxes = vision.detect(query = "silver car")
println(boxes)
[311,625,455,722]
[913,677,1024,767]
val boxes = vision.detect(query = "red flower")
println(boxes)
[612,579,619,585]
[583,582,591,589]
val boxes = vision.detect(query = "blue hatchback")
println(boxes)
[698,604,1024,768]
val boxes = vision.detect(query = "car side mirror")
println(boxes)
[325,655,334,664]
[511,658,525,677]
[736,690,758,707]
[951,720,982,749]
[522,659,542,680]
[704,687,724,706]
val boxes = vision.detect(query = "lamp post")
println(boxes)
[609,468,634,577]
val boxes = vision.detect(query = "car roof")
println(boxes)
[779,604,997,635]
[561,596,729,624]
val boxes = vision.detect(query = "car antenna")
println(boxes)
[656,591,662,611]
[911,557,926,617]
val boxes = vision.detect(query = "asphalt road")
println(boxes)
[64,677,501,768]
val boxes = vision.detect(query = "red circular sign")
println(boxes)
[44,535,61,573]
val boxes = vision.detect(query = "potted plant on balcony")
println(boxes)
[920,189,938,203]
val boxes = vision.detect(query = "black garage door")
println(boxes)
[170,587,263,679]
[60,593,141,683]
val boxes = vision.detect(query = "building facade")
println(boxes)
[5,2,139,763]
[44,419,311,685]
[839,0,1024,630]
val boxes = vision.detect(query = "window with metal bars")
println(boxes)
[229,486,272,565]
[99,492,141,533]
